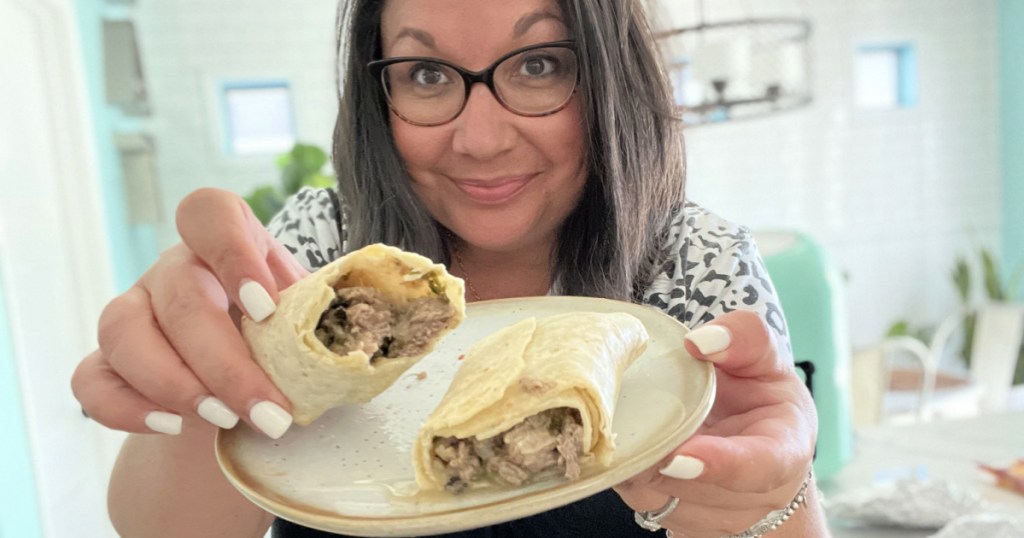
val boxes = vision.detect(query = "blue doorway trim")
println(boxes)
[1001,0,1024,298]
[0,259,43,538]
[72,0,157,292]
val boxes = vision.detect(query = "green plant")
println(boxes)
[884,319,934,344]
[950,248,1023,383]
[886,247,1024,384]
[244,142,335,224]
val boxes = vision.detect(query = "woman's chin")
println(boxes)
[450,223,549,255]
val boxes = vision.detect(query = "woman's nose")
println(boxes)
[450,83,516,160]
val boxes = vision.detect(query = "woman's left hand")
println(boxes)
[614,310,818,538]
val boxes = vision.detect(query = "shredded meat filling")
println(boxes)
[432,408,584,494]
[314,286,453,362]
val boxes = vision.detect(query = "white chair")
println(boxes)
[850,336,936,427]
[928,302,1024,414]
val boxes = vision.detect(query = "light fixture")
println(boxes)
[654,0,813,127]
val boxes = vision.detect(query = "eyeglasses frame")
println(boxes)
[367,40,578,127]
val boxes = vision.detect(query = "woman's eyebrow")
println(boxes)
[512,10,564,37]
[393,27,436,50]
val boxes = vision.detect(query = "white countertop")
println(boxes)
[820,411,1023,537]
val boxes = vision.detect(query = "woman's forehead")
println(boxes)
[380,0,569,62]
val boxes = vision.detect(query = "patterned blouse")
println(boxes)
[268,187,788,340]
[265,187,789,538]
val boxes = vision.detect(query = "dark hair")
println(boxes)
[332,0,685,301]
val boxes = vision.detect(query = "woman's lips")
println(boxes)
[453,175,534,204]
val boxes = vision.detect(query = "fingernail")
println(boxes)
[144,411,183,435]
[684,325,731,356]
[197,396,240,429]
[249,401,292,439]
[660,455,705,480]
[240,280,275,322]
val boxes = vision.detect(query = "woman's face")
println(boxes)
[380,0,587,255]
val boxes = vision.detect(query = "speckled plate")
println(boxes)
[216,296,715,537]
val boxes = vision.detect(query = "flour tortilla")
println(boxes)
[242,243,465,425]
[413,312,649,491]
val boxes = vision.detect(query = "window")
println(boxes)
[855,44,918,110]
[222,81,296,155]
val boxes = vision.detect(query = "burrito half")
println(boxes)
[413,312,648,493]
[242,243,465,425]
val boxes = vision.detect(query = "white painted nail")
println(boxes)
[239,280,276,322]
[249,401,292,439]
[659,455,705,480]
[197,396,240,429]
[144,411,183,435]
[684,325,732,356]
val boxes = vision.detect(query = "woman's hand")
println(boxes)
[615,310,820,538]
[71,188,309,439]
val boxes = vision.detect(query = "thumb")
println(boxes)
[683,310,793,380]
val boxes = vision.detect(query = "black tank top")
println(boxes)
[272,489,657,538]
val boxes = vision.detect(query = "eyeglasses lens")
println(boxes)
[380,45,577,125]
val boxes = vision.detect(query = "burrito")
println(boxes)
[413,312,649,493]
[242,243,465,425]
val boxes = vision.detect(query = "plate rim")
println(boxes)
[216,295,716,536]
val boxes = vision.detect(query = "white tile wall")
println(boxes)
[654,0,1003,349]
[134,0,340,246]
[135,0,1003,350]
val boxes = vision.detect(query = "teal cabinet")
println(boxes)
[759,232,854,482]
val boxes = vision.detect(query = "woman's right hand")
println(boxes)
[71,188,310,439]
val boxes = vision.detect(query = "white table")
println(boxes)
[821,412,1024,537]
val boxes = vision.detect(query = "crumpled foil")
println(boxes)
[824,479,985,529]
[928,513,1024,538]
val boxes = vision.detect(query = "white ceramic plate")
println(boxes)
[216,296,715,536]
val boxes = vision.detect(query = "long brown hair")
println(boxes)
[332,0,686,301]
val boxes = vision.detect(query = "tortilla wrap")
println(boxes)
[242,243,465,425]
[413,312,649,492]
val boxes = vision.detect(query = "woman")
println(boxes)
[71,0,829,536]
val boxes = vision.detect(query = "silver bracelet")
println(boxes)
[719,470,813,538]
[661,470,814,538]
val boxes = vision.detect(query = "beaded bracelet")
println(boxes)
[665,470,813,538]
[721,470,813,538]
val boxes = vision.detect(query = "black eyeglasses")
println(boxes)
[368,40,578,126]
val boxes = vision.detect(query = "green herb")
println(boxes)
[426,272,447,298]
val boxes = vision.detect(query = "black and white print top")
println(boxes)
[266,187,789,538]
[267,187,789,343]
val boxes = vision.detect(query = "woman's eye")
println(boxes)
[519,56,557,77]
[410,64,451,86]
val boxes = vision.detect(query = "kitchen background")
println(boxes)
[1,0,1021,536]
